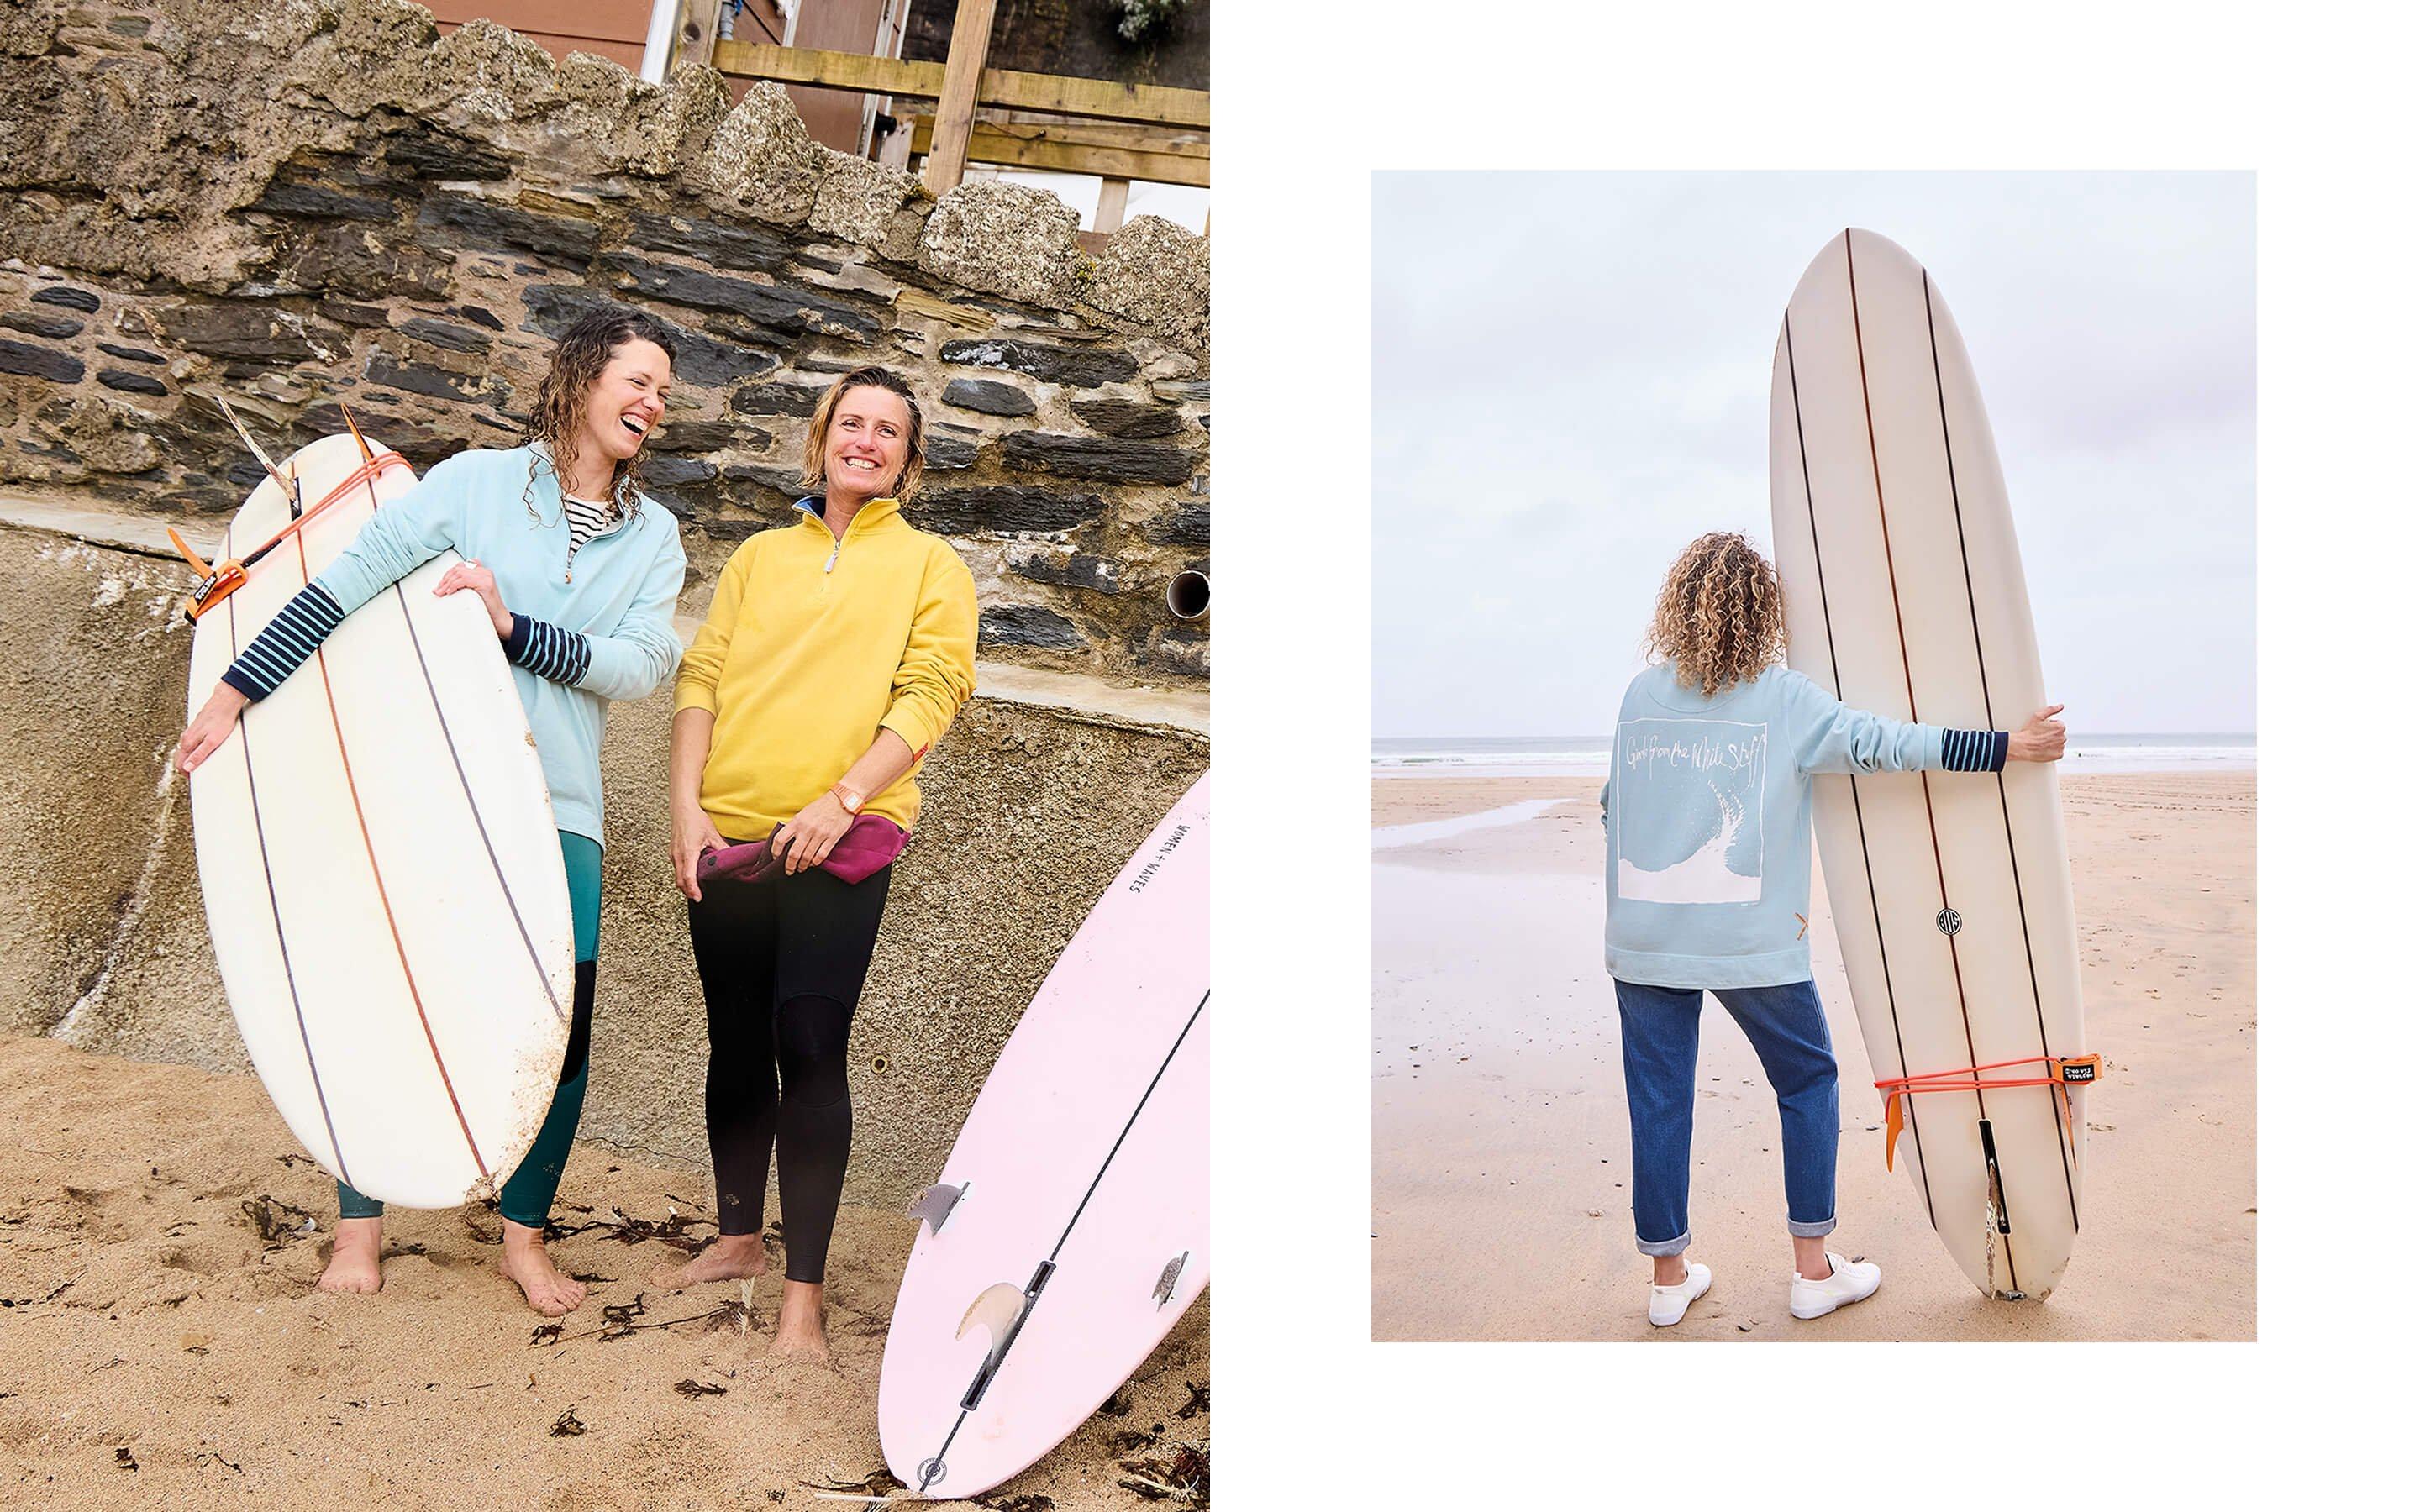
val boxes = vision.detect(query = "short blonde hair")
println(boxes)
[802,366,926,504]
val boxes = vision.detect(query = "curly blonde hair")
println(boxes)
[1644,532,1787,695]
[802,366,927,504]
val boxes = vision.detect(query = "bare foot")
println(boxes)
[769,1279,831,1365]
[651,1233,768,1291]
[317,1216,384,1295]
[498,1219,587,1317]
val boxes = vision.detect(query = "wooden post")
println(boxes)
[1092,176,1131,233]
[923,0,997,194]
[676,0,719,71]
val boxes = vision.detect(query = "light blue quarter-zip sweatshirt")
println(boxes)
[266,444,686,845]
[1599,662,2006,990]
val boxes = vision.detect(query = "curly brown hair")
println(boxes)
[802,366,926,504]
[518,305,676,520]
[1644,532,1787,695]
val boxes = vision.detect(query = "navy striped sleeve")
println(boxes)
[1941,728,2009,773]
[222,582,344,702]
[505,612,592,686]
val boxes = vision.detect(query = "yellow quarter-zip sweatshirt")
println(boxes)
[675,496,977,838]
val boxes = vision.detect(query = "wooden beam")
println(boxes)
[710,41,1211,129]
[908,116,1209,188]
[1093,177,1130,234]
[975,117,1207,159]
[923,0,996,194]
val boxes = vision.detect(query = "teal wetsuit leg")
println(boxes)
[334,833,603,1225]
[497,832,603,1228]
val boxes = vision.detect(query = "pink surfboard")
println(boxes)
[877,774,1209,1499]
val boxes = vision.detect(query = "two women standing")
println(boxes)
[181,314,976,1349]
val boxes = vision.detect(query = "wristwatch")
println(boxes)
[831,782,866,816]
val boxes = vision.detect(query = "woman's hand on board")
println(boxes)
[2007,703,2067,764]
[671,802,728,903]
[175,682,251,774]
[433,559,513,638]
[771,791,854,875]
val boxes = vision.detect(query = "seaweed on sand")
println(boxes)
[240,1194,317,1246]
[1117,1441,1208,1504]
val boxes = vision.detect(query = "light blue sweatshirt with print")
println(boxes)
[1599,662,2005,990]
[305,444,687,846]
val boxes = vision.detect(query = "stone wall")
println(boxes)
[0,501,1207,1204]
[0,0,1211,684]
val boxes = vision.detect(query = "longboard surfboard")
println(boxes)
[185,427,574,1209]
[878,774,1209,1499]
[1769,229,2091,1300]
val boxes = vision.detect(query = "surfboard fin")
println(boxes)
[215,396,298,515]
[1152,1251,1190,1308]
[907,1181,965,1235]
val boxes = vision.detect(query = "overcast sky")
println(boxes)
[1371,171,2254,738]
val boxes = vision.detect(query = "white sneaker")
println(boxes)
[1647,1262,1712,1326]
[1791,1252,1881,1319]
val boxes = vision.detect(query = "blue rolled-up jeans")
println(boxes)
[1613,977,1841,1257]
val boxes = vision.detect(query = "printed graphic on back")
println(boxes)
[1614,719,1767,905]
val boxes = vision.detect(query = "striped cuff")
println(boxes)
[505,612,592,686]
[1942,728,2009,773]
[222,582,343,702]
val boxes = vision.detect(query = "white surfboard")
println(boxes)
[1770,230,2092,1300]
[878,774,1208,1499]
[185,428,574,1209]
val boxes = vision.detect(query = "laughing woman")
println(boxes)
[654,365,976,1362]
[176,307,689,1315]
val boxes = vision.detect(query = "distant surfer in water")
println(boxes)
[655,365,976,1362]
[176,307,689,1316]
[1600,533,2065,1326]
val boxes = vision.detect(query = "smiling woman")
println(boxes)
[173,303,690,1318]
[657,364,978,1363]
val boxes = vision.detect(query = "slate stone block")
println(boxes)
[32,286,101,313]
[1,309,83,339]
[99,369,171,396]
[419,194,602,263]
[650,418,775,454]
[253,179,398,221]
[397,317,492,354]
[937,338,1139,388]
[980,605,1088,651]
[904,486,1106,534]
[625,212,795,276]
[600,254,885,344]
[941,377,1034,417]
[364,354,500,405]
[385,131,512,182]
[732,381,828,417]
[1071,397,1184,438]
[0,340,83,383]
[152,305,326,362]
[1000,431,1193,486]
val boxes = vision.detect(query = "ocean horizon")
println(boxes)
[1373,732,2255,777]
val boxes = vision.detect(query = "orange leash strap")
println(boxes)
[177,449,413,622]
[1876,1053,2100,1170]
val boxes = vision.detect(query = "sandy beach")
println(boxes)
[1371,769,2254,1341]
[0,1037,1207,1507]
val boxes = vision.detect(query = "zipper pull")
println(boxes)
[825,544,839,574]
